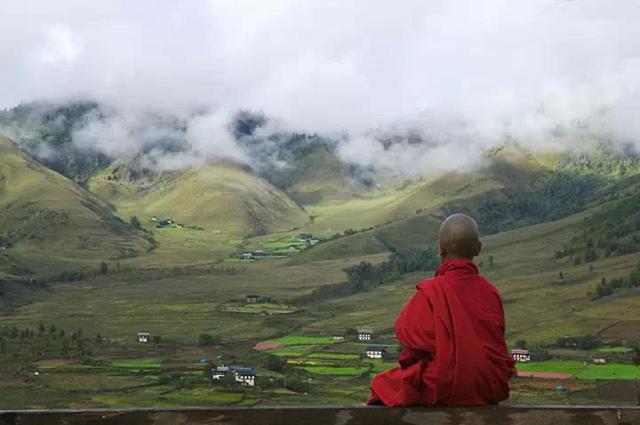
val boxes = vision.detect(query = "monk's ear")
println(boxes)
[474,240,482,257]
[437,239,446,258]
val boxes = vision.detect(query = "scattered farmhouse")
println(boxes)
[241,252,254,260]
[137,332,150,343]
[331,336,345,342]
[511,348,531,362]
[593,357,607,365]
[357,328,372,342]
[365,345,387,360]
[212,365,229,380]
[297,233,320,245]
[157,218,174,228]
[246,294,260,304]
[211,365,256,386]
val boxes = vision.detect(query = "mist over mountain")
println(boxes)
[1,1,640,178]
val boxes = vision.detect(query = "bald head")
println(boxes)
[438,214,482,260]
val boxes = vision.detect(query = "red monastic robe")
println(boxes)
[368,259,515,407]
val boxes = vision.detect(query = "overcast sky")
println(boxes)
[1,0,639,172]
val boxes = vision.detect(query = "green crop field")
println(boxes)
[517,361,640,380]
[265,336,337,346]
[111,358,162,369]
[307,353,360,360]
[302,366,369,376]
[596,346,633,353]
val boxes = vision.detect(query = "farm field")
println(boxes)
[518,361,640,380]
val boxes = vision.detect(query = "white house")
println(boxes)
[331,336,344,342]
[137,332,150,343]
[212,366,229,380]
[241,252,254,260]
[357,329,372,342]
[365,345,387,360]
[593,357,607,365]
[246,294,260,303]
[511,348,531,362]
[231,366,256,386]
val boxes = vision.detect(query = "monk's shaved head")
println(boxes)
[438,214,482,260]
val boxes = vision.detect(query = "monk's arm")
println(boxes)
[495,291,517,378]
[395,289,435,368]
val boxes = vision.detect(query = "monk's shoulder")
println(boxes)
[416,276,445,292]
[476,275,504,299]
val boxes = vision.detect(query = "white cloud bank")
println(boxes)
[1,0,639,173]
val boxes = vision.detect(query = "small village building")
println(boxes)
[511,348,531,362]
[365,345,387,360]
[331,336,344,342]
[357,329,372,342]
[231,366,256,386]
[212,366,229,380]
[241,252,254,260]
[211,365,256,386]
[246,294,260,304]
[593,357,607,365]
[137,332,150,343]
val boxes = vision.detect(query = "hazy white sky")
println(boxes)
[1,0,639,172]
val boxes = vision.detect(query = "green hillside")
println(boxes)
[88,161,310,237]
[0,137,153,276]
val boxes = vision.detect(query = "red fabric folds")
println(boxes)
[368,259,516,407]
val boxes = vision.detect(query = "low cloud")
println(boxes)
[0,0,639,174]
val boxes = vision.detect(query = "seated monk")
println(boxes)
[368,213,516,407]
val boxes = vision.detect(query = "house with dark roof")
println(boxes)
[365,345,387,360]
[211,365,256,386]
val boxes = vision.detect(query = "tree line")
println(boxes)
[344,248,439,292]
[592,260,640,300]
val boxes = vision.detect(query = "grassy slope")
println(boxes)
[284,146,363,205]
[308,203,640,345]
[0,137,152,276]
[5,201,639,345]
[89,162,309,238]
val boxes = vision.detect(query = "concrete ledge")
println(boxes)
[1,405,639,425]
